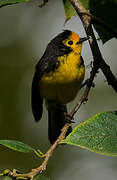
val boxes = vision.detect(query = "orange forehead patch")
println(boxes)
[69,32,80,41]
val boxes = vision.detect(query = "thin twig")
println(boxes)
[8,123,71,179]
[69,66,97,119]
[7,73,96,179]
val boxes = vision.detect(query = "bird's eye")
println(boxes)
[68,40,73,45]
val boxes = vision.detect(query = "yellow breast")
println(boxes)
[39,51,85,104]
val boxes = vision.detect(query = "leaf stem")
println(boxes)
[34,149,44,158]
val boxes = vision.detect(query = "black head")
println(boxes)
[45,30,73,57]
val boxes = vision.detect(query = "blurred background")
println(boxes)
[0,0,117,179]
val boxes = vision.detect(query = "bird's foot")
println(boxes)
[65,113,75,123]
[81,78,95,88]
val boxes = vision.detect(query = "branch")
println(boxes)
[6,78,95,179]
[7,73,97,179]
[70,0,117,93]
[6,123,71,179]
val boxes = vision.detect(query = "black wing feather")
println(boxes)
[32,71,43,121]
[31,56,49,122]
[32,55,58,122]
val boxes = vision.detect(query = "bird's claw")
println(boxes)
[81,79,95,88]
[65,114,75,123]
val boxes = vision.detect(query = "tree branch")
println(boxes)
[6,123,71,179]
[70,0,117,93]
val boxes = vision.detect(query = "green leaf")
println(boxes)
[79,0,89,9]
[0,169,12,180]
[0,169,11,177]
[0,0,29,7]
[0,140,34,153]
[81,0,117,43]
[1,177,12,180]
[63,0,77,22]
[34,175,50,180]
[80,0,117,43]
[61,111,117,156]
[89,0,117,43]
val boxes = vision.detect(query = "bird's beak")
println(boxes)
[76,37,89,44]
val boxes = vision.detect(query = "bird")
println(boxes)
[31,30,88,144]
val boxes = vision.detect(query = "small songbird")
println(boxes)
[32,30,88,144]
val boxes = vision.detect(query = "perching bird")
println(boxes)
[32,30,88,144]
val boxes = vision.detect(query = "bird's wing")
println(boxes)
[32,55,59,122]
[31,57,49,122]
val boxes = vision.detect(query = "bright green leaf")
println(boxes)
[61,111,117,156]
[34,175,50,180]
[0,169,11,177]
[63,0,77,22]
[0,0,29,7]
[0,140,34,153]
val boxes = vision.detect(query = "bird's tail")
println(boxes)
[47,102,72,144]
